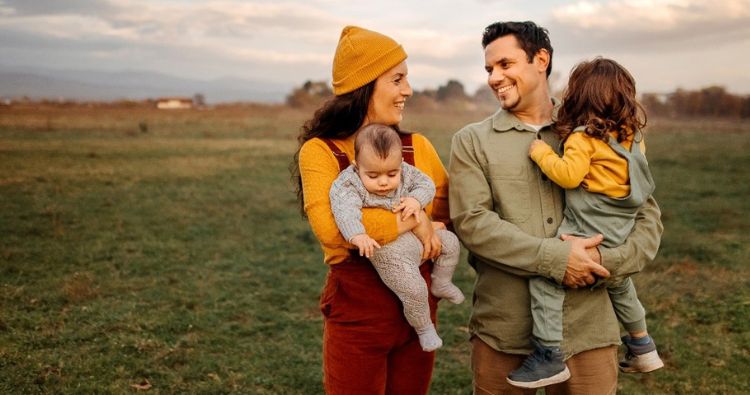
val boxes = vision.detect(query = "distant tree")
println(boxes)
[436,79,468,102]
[286,80,333,108]
[409,89,438,110]
[644,86,749,118]
[193,93,206,107]
[473,85,496,105]
[641,93,671,117]
[742,97,750,118]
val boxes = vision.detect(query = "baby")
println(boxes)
[329,123,464,352]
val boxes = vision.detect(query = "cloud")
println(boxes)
[547,0,750,54]
[0,0,345,82]
[1,0,749,94]
[0,0,118,16]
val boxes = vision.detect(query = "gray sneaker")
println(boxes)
[619,335,664,373]
[506,339,571,389]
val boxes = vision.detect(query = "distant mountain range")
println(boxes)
[0,64,290,104]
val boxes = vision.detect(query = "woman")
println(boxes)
[291,26,451,394]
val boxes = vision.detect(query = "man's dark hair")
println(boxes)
[482,21,554,78]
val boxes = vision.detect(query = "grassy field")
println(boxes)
[0,104,748,394]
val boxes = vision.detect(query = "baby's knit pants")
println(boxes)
[370,229,460,330]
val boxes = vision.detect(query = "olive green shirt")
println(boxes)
[448,105,663,358]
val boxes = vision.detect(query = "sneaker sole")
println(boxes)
[506,366,571,389]
[619,350,665,373]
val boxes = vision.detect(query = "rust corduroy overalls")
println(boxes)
[319,134,439,395]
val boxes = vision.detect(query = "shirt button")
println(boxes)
[547,217,553,224]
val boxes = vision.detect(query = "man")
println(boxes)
[449,21,663,394]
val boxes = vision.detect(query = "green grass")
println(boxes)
[1,106,749,394]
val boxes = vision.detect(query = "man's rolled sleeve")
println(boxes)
[540,238,571,284]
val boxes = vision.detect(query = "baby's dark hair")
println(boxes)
[354,124,402,160]
[555,57,647,143]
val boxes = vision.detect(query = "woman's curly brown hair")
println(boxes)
[555,57,647,143]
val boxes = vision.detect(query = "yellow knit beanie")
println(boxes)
[332,26,407,96]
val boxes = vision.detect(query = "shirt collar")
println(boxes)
[491,97,561,133]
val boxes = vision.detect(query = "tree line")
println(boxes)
[287,80,750,118]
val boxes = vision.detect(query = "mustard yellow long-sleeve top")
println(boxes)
[529,132,645,198]
[299,132,450,265]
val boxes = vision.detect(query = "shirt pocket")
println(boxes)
[487,163,531,223]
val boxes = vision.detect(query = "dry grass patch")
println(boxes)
[62,272,99,303]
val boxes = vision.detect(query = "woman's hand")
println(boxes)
[412,211,442,260]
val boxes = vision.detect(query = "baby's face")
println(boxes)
[355,147,402,197]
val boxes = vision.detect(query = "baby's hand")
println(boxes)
[350,234,381,258]
[528,138,549,156]
[392,197,422,222]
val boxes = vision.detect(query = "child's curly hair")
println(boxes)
[555,57,647,143]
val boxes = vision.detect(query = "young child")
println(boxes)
[507,58,664,389]
[329,123,465,352]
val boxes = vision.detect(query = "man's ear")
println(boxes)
[535,49,550,74]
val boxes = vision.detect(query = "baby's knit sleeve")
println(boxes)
[401,162,436,208]
[329,168,367,242]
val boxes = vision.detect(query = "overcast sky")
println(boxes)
[1,0,749,95]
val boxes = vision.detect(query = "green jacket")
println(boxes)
[448,106,663,357]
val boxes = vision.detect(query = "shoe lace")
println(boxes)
[520,346,549,371]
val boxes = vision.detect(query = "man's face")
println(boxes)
[484,35,548,113]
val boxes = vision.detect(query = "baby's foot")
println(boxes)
[431,282,465,304]
[416,324,443,352]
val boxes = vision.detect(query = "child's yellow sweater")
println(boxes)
[299,132,450,265]
[530,131,645,198]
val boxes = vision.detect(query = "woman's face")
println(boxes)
[365,61,413,126]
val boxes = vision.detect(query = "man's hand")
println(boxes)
[561,234,610,288]
[561,234,602,264]
[350,233,381,258]
[392,197,422,222]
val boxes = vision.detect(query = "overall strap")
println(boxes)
[321,138,350,172]
[400,133,415,166]
[322,133,416,172]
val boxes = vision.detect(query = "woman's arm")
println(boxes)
[414,134,451,226]
[299,139,416,248]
